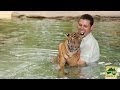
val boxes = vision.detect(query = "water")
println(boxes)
[0,19,120,79]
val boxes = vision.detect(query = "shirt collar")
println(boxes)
[82,33,92,41]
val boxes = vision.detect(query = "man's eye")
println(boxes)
[84,25,87,28]
[79,24,82,26]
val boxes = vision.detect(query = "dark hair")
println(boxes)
[79,14,94,26]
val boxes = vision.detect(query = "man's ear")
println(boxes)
[91,25,94,31]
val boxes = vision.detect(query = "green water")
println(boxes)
[0,19,120,79]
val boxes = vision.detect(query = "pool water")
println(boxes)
[0,19,119,79]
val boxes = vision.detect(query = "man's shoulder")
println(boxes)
[85,34,96,43]
[81,33,99,47]
[89,34,98,43]
[85,35,99,48]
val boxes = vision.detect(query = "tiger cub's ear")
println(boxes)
[66,33,70,37]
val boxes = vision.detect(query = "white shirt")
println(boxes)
[80,33,100,64]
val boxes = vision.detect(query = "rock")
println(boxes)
[11,11,120,21]
[94,15,101,21]
[11,12,27,20]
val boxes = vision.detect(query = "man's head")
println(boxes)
[78,14,94,37]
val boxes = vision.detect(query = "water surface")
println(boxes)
[0,19,120,79]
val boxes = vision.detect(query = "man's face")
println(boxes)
[78,19,93,38]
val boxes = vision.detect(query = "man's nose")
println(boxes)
[79,26,84,30]
[81,26,84,29]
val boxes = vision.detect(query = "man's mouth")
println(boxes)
[81,32,84,35]
[80,30,85,35]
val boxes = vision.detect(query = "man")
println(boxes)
[77,14,100,66]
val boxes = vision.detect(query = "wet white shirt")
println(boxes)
[80,33,100,64]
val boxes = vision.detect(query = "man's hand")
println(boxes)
[77,60,87,67]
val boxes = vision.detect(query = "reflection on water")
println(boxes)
[0,19,120,79]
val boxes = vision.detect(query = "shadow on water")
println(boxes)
[0,19,120,79]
